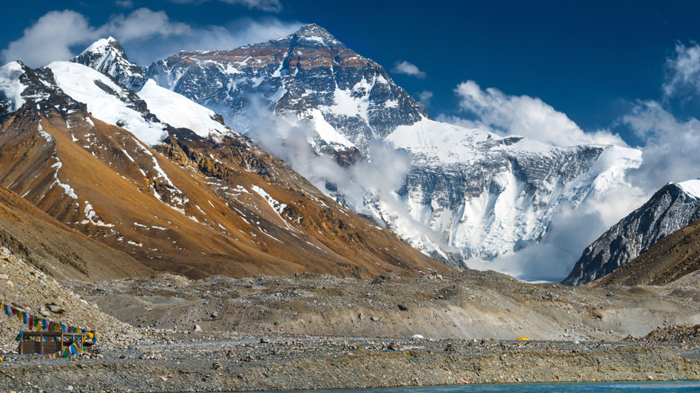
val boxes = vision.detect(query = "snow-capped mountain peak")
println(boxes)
[81,36,120,54]
[288,23,344,48]
[145,24,429,151]
[71,37,146,91]
[71,29,645,276]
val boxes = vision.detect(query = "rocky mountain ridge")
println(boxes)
[563,180,700,286]
[591,212,700,287]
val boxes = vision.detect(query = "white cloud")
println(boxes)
[0,9,190,67]
[623,100,700,191]
[116,0,134,8]
[417,91,433,107]
[0,8,300,68]
[662,42,700,99]
[167,0,283,12]
[101,9,191,43]
[451,80,628,147]
[0,11,98,68]
[391,60,426,79]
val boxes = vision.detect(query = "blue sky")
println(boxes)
[2,1,700,148]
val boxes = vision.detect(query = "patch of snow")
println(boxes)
[0,62,27,112]
[308,109,355,148]
[47,61,167,146]
[301,36,327,45]
[251,185,287,215]
[678,179,700,199]
[138,79,232,138]
[80,201,114,227]
[49,158,78,199]
[323,85,370,121]
[37,122,54,142]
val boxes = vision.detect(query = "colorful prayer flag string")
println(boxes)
[0,301,98,362]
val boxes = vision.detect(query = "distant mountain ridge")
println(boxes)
[563,180,700,286]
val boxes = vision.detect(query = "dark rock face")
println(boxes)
[145,24,429,150]
[563,183,700,286]
[0,61,86,117]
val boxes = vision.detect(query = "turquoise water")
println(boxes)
[284,381,700,392]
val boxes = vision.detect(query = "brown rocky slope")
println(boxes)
[0,177,150,281]
[0,102,449,279]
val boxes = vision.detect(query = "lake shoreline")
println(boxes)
[1,333,700,392]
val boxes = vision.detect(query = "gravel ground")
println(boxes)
[3,248,700,392]
[1,332,700,392]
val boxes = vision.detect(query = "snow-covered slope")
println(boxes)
[46,61,235,145]
[678,180,700,199]
[563,180,700,286]
[48,61,167,145]
[138,79,230,138]
[0,62,27,113]
[381,119,642,261]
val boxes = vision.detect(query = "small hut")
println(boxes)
[17,331,92,355]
